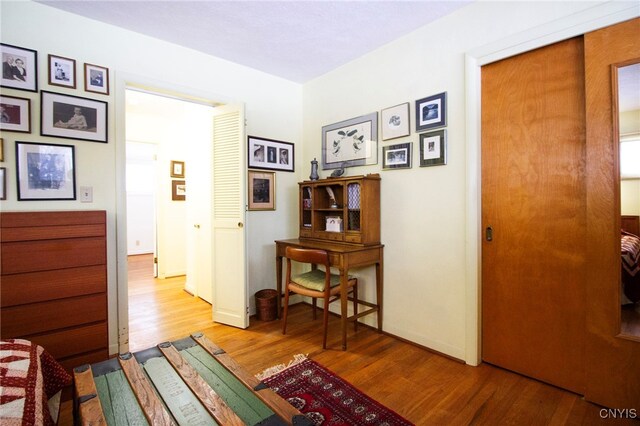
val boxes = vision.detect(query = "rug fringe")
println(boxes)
[255,353,308,381]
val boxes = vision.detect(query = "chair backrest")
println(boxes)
[285,246,329,268]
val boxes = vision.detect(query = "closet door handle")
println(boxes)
[486,226,493,242]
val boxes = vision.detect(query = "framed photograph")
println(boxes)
[1,95,31,133]
[1,43,37,92]
[381,103,410,141]
[41,91,108,143]
[0,138,3,162]
[248,136,294,172]
[84,63,109,95]
[382,142,412,170]
[416,92,447,132]
[419,130,447,167]
[48,54,76,88]
[0,167,5,200]
[16,141,76,200]
[170,160,185,178]
[322,112,378,170]
[248,170,275,211]
[172,180,186,201]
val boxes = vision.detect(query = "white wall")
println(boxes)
[302,0,620,360]
[126,141,156,255]
[0,0,302,354]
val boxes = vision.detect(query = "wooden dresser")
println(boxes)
[0,210,109,371]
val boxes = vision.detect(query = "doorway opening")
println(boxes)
[124,88,215,350]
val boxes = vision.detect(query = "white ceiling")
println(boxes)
[35,0,472,83]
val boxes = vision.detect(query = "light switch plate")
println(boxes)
[80,186,93,203]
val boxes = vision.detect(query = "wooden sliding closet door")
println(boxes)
[584,17,640,409]
[481,37,586,394]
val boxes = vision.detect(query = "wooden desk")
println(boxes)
[275,238,384,350]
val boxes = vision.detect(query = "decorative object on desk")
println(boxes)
[1,43,38,92]
[415,92,447,132]
[41,91,108,143]
[381,102,410,140]
[419,129,447,167]
[172,180,186,201]
[326,216,343,232]
[309,157,319,180]
[16,141,76,201]
[248,170,275,210]
[170,160,185,178]
[325,186,338,208]
[383,142,413,170]
[258,355,413,426]
[84,63,109,95]
[322,112,378,170]
[248,135,294,172]
[0,94,31,133]
[48,54,76,89]
[329,162,345,177]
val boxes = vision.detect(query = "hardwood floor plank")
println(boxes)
[57,254,639,425]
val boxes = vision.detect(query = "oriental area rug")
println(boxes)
[257,355,414,426]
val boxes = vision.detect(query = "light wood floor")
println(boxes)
[59,254,636,425]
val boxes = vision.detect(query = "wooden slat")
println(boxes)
[1,238,106,275]
[158,342,244,426]
[0,210,106,228]
[28,323,108,360]
[73,365,108,425]
[0,224,105,242]
[1,294,107,338]
[1,265,106,307]
[118,353,176,426]
[193,333,302,424]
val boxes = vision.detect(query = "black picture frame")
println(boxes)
[382,142,412,170]
[16,141,76,200]
[1,43,38,92]
[415,92,447,132]
[419,130,447,167]
[41,91,108,143]
[0,94,31,133]
[248,136,294,172]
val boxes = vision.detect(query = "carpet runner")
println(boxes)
[257,355,414,426]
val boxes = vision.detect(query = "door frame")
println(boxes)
[114,72,237,354]
[463,2,639,366]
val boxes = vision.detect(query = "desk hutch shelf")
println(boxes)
[298,174,380,245]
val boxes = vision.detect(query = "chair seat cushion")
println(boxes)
[292,269,343,292]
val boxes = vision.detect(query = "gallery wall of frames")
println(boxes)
[1,42,110,201]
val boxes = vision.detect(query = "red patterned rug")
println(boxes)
[257,355,414,426]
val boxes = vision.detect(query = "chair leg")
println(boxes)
[353,282,358,332]
[322,297,330,349]
[282,287,290,335]
[312,297,317,320]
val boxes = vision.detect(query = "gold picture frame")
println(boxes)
[248,170,275,211]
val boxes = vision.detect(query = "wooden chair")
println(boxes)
[282,246,358,349]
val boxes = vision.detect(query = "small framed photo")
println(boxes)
[16,141,76,200]
[248,136,294,172]
[0,138,4,162]
[48,54,76,88]
[419,130,447,167]
[170,160,185,178]
[248,170,275,211]
[416,92,447,132]
[382,142,412,170]
[41,91,108,143]
[1,43,37,92]
[0,167,6,200]
[84,63,109,95]
[1,95,31,133]
[172,180,186,201]
[381,103,410,141]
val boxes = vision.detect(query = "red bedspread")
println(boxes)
[0,339,71,425]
